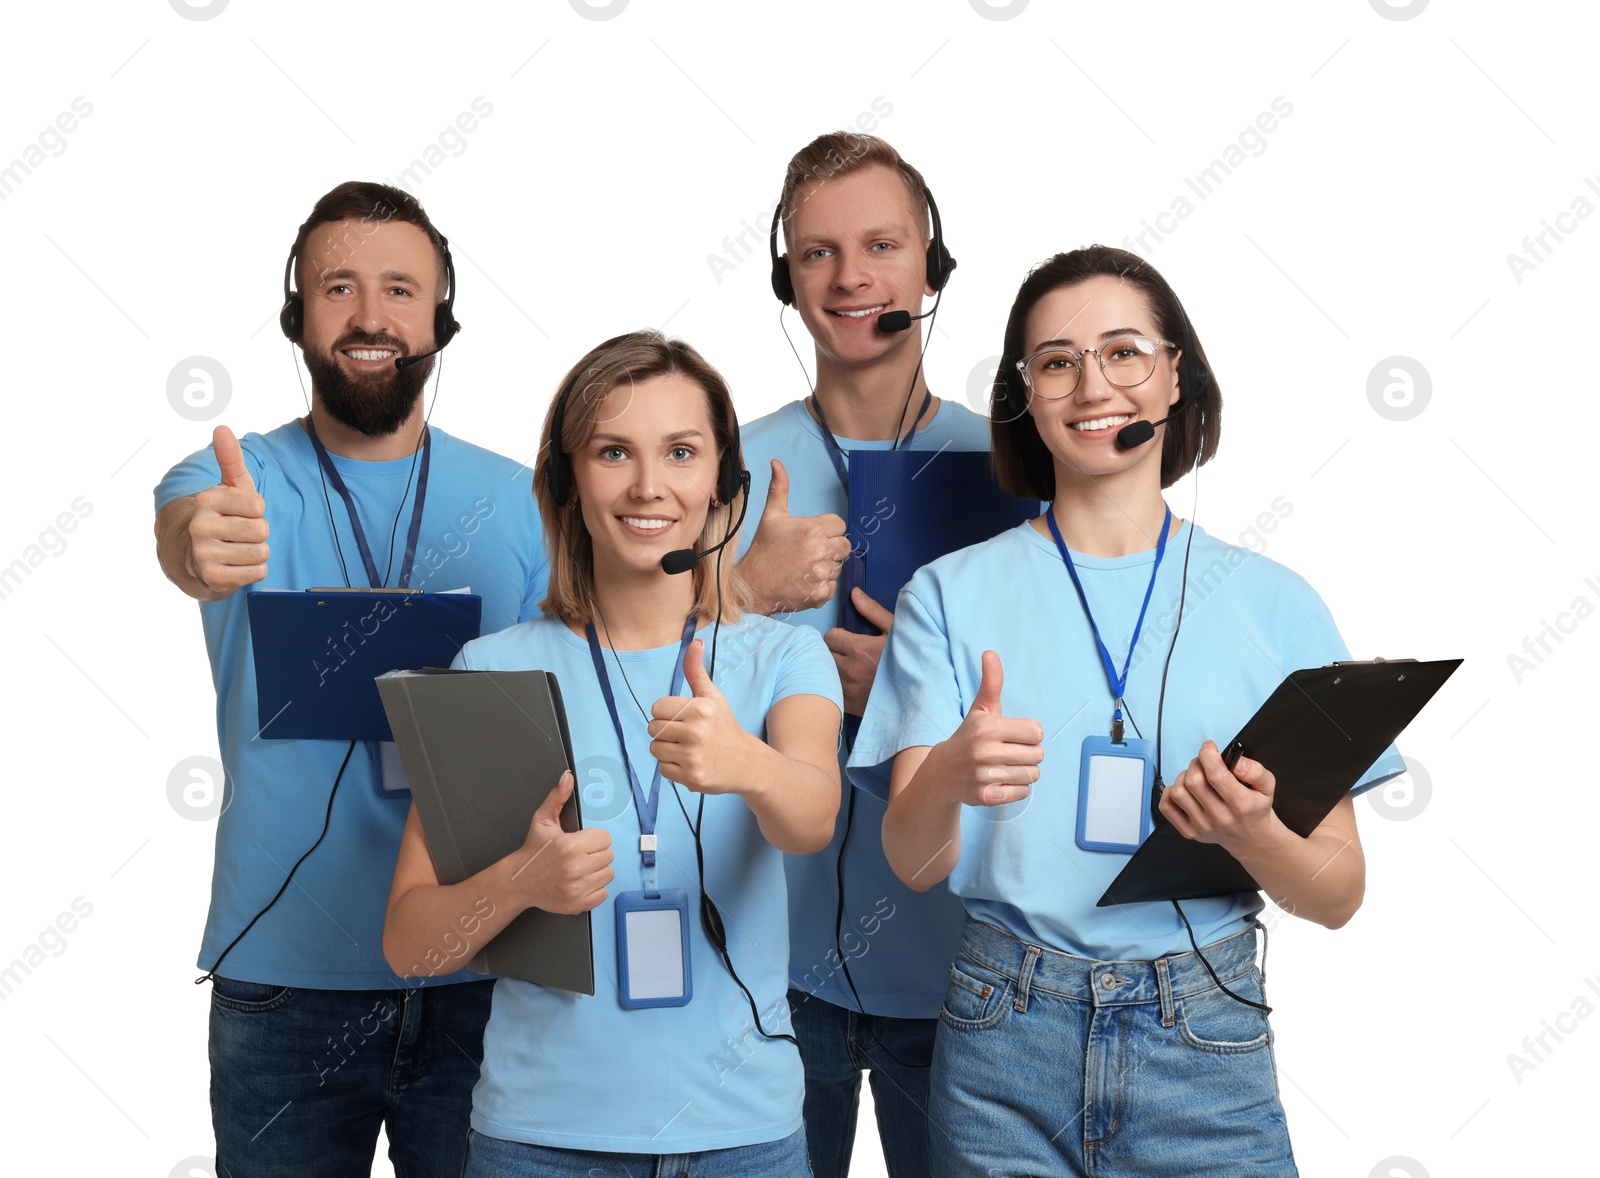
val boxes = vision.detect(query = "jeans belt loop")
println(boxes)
[1154,958,1175,1026]
[1014,944,1041,1013]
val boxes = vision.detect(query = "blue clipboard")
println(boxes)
[247,590,483,741]
[843,449,1041,633]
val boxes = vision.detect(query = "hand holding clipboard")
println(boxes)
[1099,657,1462,907]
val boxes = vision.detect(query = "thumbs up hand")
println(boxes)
[936,651,1045,808]
[186,425,270,594]
[508,771,614,915]
[737,459,852,615]
[649,639,753,796]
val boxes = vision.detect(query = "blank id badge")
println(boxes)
[615,890,694,1009]
[1076,735,1155,853]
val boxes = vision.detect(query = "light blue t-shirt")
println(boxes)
[155,422,547,988]
[848,519,1405,962]
[457,612,842,1154]
[740,397,989,1017]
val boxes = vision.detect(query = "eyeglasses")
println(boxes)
[1015,336,1177,399]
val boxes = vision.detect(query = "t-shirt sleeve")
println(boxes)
[846,581,966,800]
[154,437,267,513]
[1281,580,1405,797]
[770,623,844,713]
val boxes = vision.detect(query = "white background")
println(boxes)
[1,2,1594,1176]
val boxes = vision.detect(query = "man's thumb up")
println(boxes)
[213,425,256,494]
[761,458,791,520]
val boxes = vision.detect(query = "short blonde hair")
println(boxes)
[534,330,751,626]
[779,132,931,248]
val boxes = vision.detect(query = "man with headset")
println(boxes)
[153,180,546,1177]
[735,133,989,1178]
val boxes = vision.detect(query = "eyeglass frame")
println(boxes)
[1014,335,1179,399]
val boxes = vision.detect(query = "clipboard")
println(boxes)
[1097,657,1462,907]
[377,668,595,994]
[247,589,483,741]
[842,449,1041,633]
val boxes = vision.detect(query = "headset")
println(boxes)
[543,362,746,512]
[768,182,956,306]
[279,226,461,352]
[998,280,1210,426]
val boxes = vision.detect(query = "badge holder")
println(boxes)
[588,616,699,1010]
[616,883,693,1010]
[1076,734,1155,853]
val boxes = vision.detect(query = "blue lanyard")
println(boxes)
[585,613,697,896]
[305,419,432,589]
[1044,504,1172,732]
[808,390,932,493]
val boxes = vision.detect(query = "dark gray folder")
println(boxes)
[1098,657,1462,908]
[377,668,595,994]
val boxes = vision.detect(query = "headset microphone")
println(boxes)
[876,302,937,334]
[660,474,752,574]
[1116,399,1195,450]
[395,343,450,371]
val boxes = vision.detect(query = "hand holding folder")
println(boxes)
[377,668,596,993]
[1099,657,1462,907]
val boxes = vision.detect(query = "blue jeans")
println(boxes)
[786,988,935,1178]
[209,976,494,1177]
[462,1127,812,1176]
[931,920,1297,1178]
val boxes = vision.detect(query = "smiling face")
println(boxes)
[298,217,444,436]
[784,164,932,367]
[1023,274,1182,490]
[572,373,722,579]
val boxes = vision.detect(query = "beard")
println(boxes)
[304,330,432,437]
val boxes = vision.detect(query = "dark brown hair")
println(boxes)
[290,180,449,297]
[990,245,1222,498]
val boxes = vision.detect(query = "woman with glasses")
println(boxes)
[383,330,842,1177]
[849,247,1401,1176]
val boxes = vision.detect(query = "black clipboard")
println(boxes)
[842,449,1041,633]
[1097,657,1462,907]
[247,589,483,741]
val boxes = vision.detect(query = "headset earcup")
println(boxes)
[433,302,459,350]
[927,240,956,293]
[770,255,794,305]
[279,296,302,343]
[717,452,745,507]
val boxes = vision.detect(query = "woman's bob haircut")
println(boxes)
[990,245,1222,499]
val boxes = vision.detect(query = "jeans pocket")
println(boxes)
[210,976,294,1013]
[939,960,1011,1033]
[1175,968,1271,1054]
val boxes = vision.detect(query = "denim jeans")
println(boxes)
[209,976,494,1177]
[930,920,1297,1178]
[462,1127,812,1176]
[786,988,935,1178]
